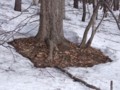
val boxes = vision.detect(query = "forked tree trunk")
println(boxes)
[86,11,105,48]
[80,1,100,49]
[35,0,66,60]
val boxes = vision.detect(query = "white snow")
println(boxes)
[0,0,120,90]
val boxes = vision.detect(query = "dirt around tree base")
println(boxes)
[9,37,112,68]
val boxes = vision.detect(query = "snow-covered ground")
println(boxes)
[0,0,120,90]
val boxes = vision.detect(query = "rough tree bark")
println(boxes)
[35,0,69,61]
[14,0,21,11]
[63,0,65,19]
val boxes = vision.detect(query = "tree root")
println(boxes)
[46,40,54,61]
[46,39,58,61]
[55,66,101,90]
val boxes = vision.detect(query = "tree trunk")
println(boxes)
[82,0,86,22]
[14,0,21,11]
[86,12,105,48]
[113,0,119,11]
[116,0,119,10]
[35,0,67,60]
[80,1,100,49]
[118,13,120,23]
[74,0,79,9]
[63,0,66,19]
[32,0,40,5]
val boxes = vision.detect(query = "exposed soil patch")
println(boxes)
[9,37,112,68]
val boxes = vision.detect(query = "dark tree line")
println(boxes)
[73,0,120,21]
[74,0,119,11]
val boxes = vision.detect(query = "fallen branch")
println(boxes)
[55,66,100,90]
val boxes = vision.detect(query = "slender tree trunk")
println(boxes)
[32,0,40,5]
[86,13,105,47]
[32,0,37,5]
[80,2,100,48]
[86,10,96,47]
[118,13,120,23]
[116,0,119,10]
[113,0,116,11]
[14,0,21,11]
[74,0,79,9]
[113,0,119,11]
[82,0,86,22]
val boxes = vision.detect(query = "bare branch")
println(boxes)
[55,66,100,90]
